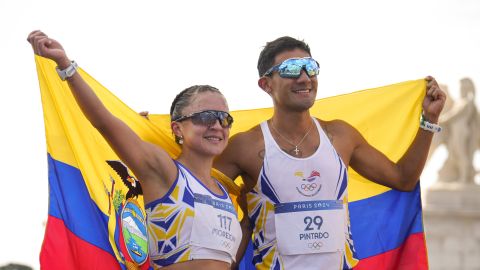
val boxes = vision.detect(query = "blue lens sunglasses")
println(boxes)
[263,57,320,78]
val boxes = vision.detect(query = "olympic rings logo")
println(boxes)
[308,242,323,249]
[221,241,231,249]
[301,183,318,191]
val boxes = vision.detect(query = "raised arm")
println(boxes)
[28,30,176,199]
[347,76,446,191]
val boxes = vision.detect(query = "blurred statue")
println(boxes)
[434,78,480,183]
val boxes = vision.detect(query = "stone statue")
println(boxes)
[434,78,479,183]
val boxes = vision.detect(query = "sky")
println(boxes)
[1,0,479,268]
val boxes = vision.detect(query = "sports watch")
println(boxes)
[56,61,78,81]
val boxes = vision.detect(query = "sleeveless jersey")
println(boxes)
[145,161,242,269]
[247,119,358,269]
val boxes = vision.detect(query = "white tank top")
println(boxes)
[247,118,357,269]
[146,161,242,269]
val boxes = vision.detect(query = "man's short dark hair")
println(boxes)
[257,36,311,77]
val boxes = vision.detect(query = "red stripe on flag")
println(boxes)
[354,232,428,270]
[40,215,121,270]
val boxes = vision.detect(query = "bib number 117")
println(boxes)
[217,214,232,230]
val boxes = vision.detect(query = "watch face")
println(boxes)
[66,62,78,77]
[66,67,75,77]
[56,61,77,80]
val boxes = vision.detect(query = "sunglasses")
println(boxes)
[263,57,320,78]
[173,110,234,128]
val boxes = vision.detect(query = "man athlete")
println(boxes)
[214,36,446,269]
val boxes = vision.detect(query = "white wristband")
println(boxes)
[420,114,442,133]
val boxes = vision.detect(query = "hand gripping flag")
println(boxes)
[34,55,428,269]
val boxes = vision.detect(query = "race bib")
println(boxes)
[190,193,241,259]
[274,200,345,255]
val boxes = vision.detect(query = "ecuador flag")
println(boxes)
[34,55,427,269]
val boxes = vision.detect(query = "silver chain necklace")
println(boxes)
[270,119,314,156]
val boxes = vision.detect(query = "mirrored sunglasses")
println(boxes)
[173,110,234,128]
[263,57,320,78]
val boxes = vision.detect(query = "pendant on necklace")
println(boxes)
[290,146,301,156]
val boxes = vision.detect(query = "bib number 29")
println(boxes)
[304,215,323,231]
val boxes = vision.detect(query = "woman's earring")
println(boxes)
[178,136,184,145]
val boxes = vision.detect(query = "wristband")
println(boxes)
[420,114,442,133]
[56,61,78,81]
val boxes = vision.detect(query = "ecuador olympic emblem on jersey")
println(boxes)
[295,170,322,197]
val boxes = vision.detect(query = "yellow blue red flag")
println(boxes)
[34,55,427,269]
